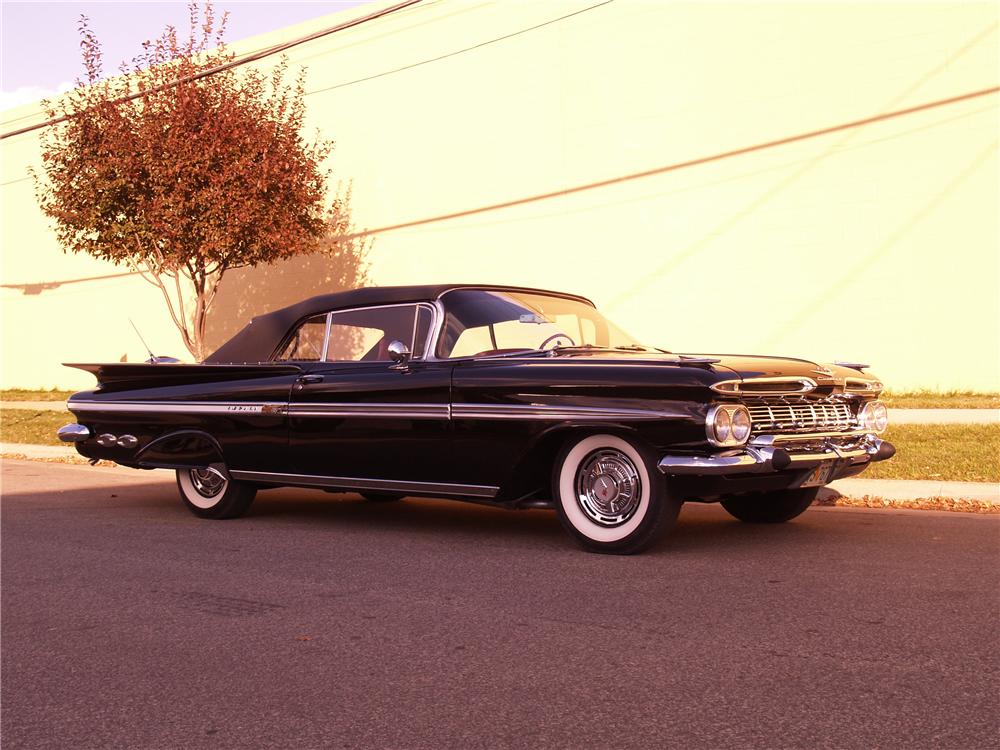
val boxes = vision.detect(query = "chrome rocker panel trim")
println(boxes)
[229,470,499,499]
[658,433,894,476]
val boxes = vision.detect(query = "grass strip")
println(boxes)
[1,409,73,446]
[881,390,999,409]
[1,389,75,402]
[863,424,999,484]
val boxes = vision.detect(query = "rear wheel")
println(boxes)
[552,434,681,554]
[176,466,256,519]
[720,487,818,523]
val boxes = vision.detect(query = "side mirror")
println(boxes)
[387,340,411,370]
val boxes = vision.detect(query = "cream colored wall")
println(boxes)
[2,0,997,390]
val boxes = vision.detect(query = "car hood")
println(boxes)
[690,353,839,381]
[542,350,875,386]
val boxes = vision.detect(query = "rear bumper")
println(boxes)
[658,431,895,477]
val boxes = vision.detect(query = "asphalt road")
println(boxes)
[3,459,998,750]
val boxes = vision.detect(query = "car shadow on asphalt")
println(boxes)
[2,476,838,555]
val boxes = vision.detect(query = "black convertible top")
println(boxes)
[204,284,593,364]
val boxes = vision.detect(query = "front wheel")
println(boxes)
[176,466,256,519]
[720,487,818,524]
[553,434,681,554]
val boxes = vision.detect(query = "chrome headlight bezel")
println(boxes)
[858,400,889,434]
[707,404,753,447]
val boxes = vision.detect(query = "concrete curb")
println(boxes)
[2,443,81,460]
[2,401,68,412]
[828,477,999,503]
[3,443,997,513]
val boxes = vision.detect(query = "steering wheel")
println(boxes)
[538,332,576,350]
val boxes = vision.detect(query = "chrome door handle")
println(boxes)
[294,374,324,389]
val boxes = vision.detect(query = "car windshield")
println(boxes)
[437,290,649,359]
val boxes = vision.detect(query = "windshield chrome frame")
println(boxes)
[428,288,644,362]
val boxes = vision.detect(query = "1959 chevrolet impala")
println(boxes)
[59,284,894,554]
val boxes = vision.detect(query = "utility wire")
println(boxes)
[327,85,1000,242]
[1,270,136,294]
[0,0,424,140]
[391,102,997,235]
[4,84,996,292]
[305,0,614,95]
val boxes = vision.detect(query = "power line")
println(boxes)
[391,102,997,235]
[0,0,425,140]
[327,85,1000,242]
[602,21,999,309]
[5,85,995,292]
[1,270,136,295]
[304,0,614,96]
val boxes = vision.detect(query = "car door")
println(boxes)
[285,303,455,484]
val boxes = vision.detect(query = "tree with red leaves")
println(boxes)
[33,3,368,360]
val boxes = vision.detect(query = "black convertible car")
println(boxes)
[59,284,894,553]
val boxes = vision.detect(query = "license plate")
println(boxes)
[800,463,834,488]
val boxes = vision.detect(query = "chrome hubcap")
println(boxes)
[575,449,642,527]
[189,468,227,499]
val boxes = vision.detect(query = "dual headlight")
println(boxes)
[706,404,752,447]
[858,400,889,433]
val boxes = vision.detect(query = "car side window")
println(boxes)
[276,315,327,361]
[279,304,434,362]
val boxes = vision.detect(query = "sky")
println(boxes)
[0,0,369,111]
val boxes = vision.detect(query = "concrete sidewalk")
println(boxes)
[890,408,998,424]
[828,477,998,503]
[3,401,999,425]
[2,442,996,506]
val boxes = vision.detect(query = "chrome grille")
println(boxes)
[744,399,856,433]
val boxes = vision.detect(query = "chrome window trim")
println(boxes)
[228,470,498,498]
[319,312,332,362]
[276,302,439,364]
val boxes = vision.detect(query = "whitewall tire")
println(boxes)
[552,434,680,554]
[176,466,257,519]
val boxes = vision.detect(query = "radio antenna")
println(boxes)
[129,318,157,363]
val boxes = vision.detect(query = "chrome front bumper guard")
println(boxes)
[658,431,895,476]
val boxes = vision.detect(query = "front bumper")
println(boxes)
[658,430,895,477]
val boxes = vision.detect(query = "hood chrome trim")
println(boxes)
[710,377,818,396]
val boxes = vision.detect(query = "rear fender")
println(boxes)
[134,430,225,471]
